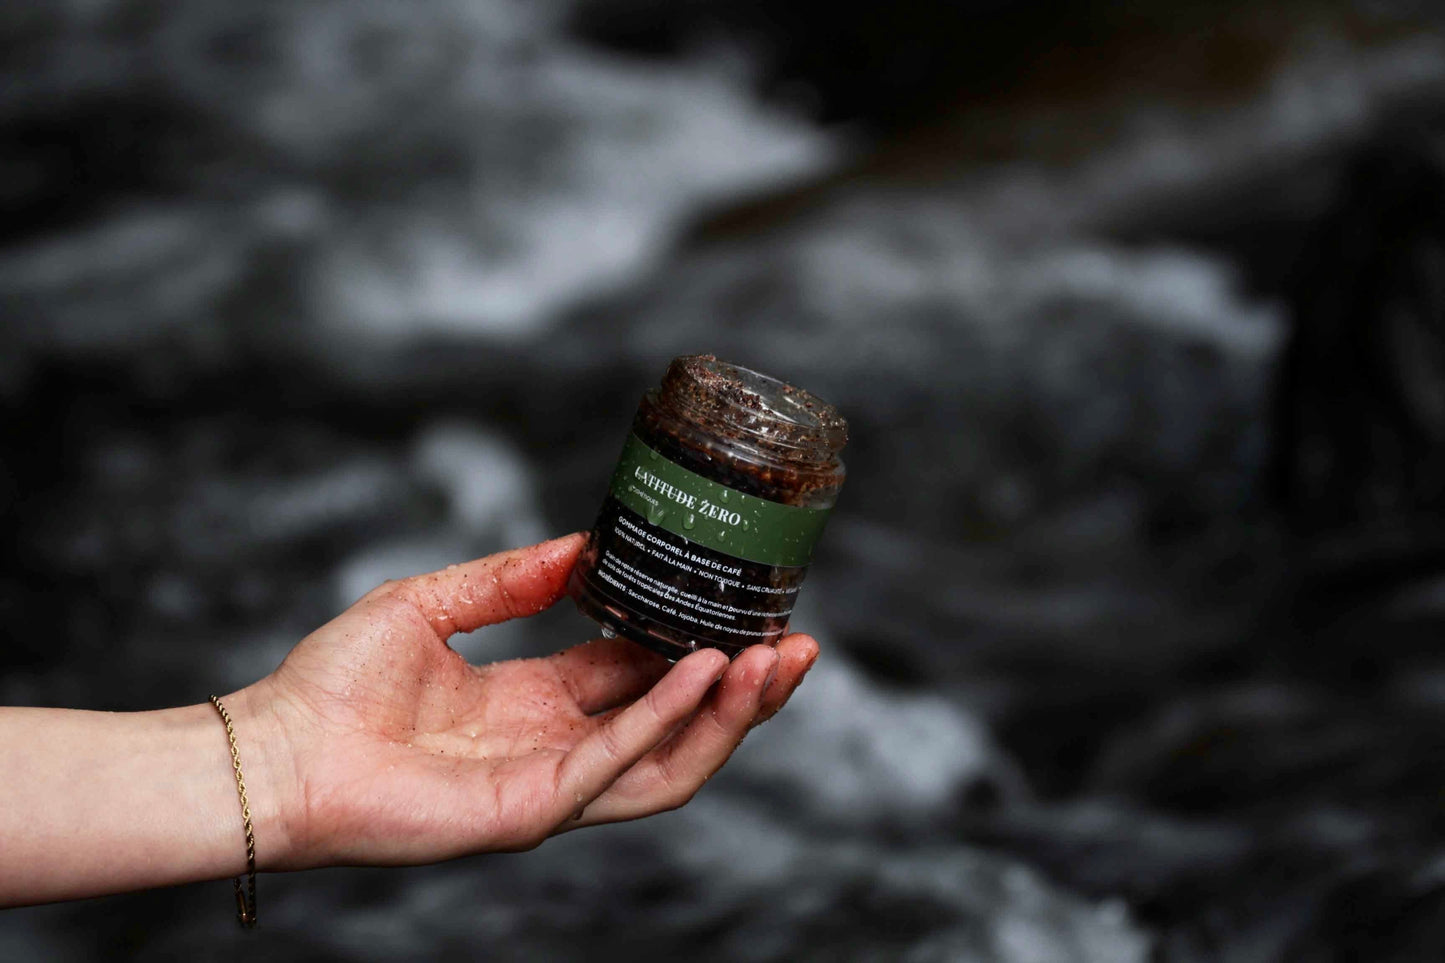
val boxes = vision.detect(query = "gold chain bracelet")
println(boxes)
[210,695,258,928]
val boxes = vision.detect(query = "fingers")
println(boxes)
[657,643,778,775]
[379,533,586,641]
[552,632,816,718]
[553,648,729,819]
[575,639,815,825]
[754,633,819,726]
[548,636,673,715]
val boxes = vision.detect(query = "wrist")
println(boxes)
[213,683,304,872]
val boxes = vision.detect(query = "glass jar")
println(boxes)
[570,355,848,660]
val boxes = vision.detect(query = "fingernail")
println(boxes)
[762,651,780,691]
[708,650,730,681]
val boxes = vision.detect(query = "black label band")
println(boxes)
[586,498,806,649]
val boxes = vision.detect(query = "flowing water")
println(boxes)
[3,2,1445,960]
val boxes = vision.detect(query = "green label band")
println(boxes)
[607,433,830,567]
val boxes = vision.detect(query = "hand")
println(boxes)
[232,533,820,870]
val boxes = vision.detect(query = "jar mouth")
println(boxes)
[655,354,848,460]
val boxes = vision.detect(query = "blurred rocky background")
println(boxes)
[3,0,1445,960]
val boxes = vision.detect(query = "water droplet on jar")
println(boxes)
[648,450,660,461]
[648,506,666,524]
[719,490,729,502]
[683,514,696,530]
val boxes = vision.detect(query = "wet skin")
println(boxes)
[239,532,820,869]
[0,533,819,905]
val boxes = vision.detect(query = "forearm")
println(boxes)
[0,690,294,907]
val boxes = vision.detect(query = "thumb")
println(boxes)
[376,533,586,642]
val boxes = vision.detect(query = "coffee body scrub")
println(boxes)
[570,355,847,660]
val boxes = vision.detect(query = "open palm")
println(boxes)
[241,534,818,870]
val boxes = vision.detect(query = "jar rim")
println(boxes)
[654,354,848,460]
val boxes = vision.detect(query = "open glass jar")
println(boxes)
[570,355,848,660]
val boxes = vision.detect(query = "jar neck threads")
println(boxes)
[649,355,847,470]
